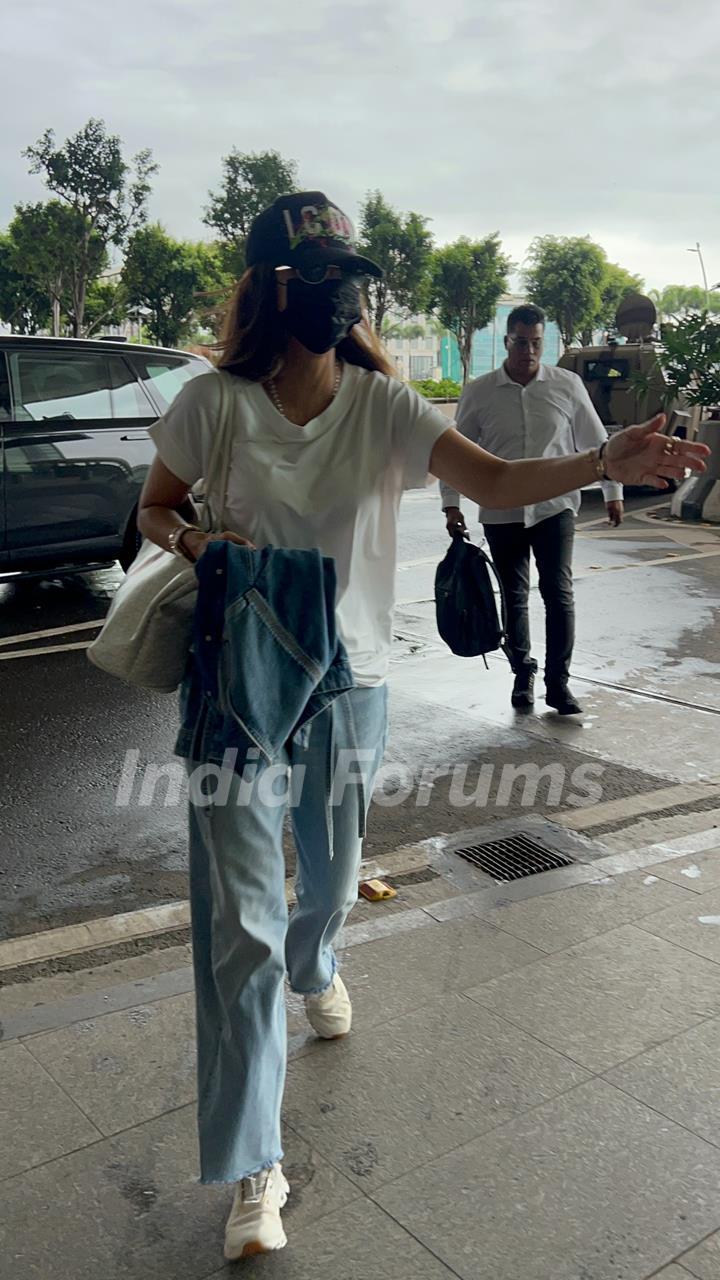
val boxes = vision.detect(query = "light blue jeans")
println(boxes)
[186,686,388,1184]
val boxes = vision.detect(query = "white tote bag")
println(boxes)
[87,370,235,692]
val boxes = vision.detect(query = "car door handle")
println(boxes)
[120,432,149,441]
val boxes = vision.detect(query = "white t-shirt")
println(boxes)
[148,364,450,686]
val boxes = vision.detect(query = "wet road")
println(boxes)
[2,486,718,940]
[0,566,186,939]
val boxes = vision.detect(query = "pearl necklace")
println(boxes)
[266,362,342,420]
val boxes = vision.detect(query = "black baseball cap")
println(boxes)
[246,192,383,280]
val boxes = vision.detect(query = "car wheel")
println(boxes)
[119,509,142,572]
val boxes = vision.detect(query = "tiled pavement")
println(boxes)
[3,845,720,1279]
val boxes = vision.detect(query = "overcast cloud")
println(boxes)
[3,0,720,289]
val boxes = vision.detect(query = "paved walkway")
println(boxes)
[3,822,720,1279]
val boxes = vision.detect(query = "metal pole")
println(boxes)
[688,243,710,308]
[697,243,709,308]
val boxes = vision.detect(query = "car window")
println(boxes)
[132,354,205,412]
[10,351,113,421]
[107,356,156,417]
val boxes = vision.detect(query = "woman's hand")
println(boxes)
[605,414,710,489]
[184,530,255,562]
[137,459,256,563]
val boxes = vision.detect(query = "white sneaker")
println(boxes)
[223,1163,290,1261]
[304,972,352,1039]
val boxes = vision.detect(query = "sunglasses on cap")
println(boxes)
[275,265,366,287]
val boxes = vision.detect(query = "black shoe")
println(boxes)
[545,685,583,715]
[511,670,535,710]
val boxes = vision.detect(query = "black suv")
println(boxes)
[0,336,210,574]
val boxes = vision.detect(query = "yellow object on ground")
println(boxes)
[358,879,398,901]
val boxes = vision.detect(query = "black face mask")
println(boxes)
[284,277,362,354]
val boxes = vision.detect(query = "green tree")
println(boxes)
[9,200,106,337]
[382,316,444,341]
[0,232,50,333]
[657,312,720,408]
[381,319,426,340]
[358,192,434,335]
[589,262,645,343]
[524,235,606,349]
[24,118,157,336]
[649,284,720,322]
[81,278,129,337]
[184,242,233,339]
[203,149,298,277]
[122,224,226,347]
[430,235,510,385]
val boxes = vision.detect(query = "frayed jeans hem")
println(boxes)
[196,1153,284,1186]
[290,958,338,997]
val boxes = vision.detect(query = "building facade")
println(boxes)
[384,333,442,383]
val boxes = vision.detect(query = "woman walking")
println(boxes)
[137,191,705,1261]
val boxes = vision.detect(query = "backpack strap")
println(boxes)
[477,544,508,643]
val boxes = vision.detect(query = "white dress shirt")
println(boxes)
[439,362,622,527]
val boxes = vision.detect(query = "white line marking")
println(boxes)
[0,619,104,648]
[397,556,439,570]
[572,547,720,580]
[0,641,93,660]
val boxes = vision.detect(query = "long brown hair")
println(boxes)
[216,264,397,380]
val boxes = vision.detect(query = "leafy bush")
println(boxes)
[411,377,462,400]
[659,313,720,408]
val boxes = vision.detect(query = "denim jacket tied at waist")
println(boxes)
[176,541,356,772]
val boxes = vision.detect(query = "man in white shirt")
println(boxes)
[440,304,623,715]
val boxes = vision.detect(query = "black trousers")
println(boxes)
[484,510,575,688]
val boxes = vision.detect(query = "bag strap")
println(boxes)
[476,542,509,641]
[201,371,234,533]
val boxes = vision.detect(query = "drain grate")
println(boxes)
[452,833,574,881]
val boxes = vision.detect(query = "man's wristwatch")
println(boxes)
[168,525,202,562]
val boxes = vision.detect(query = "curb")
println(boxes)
[0,902,191,972]
[0,843,433,973]
[551,778,720,833]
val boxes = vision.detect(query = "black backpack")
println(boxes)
[434,535,507,664]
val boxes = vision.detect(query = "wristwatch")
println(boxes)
[168,525,202,562]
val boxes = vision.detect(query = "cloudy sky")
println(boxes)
[3,0,720,290]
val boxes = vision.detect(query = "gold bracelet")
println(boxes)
[168,525,202,562]
[587,446,606,481]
